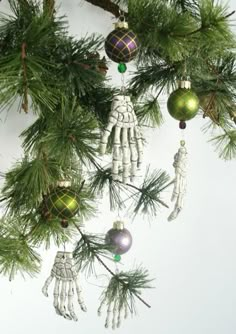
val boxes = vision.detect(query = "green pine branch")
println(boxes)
[135,94,164,127]
[73,232,113,275]
[210,129,236,160]
[0,0,106,113]
[1,156,62,213]
[90,166,172,215]
[21,98,100,167]
[0,216,41,280]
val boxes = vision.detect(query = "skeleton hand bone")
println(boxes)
[97,295,131,329]
[100,95,143,183]
[168,143,187,221]
[42,251,87,321]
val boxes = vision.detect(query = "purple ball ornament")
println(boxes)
[105,20,139,63]
[105,221,133,255]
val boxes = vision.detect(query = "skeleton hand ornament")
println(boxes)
[100,95,143,183]
[42,251,86,321]
[168,141,187,221]
[97,294,131,329]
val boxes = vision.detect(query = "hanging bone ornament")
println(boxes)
[97,290,132,329]
[42,251,87,321]
[168,141,188,221]
[100,95,143,183]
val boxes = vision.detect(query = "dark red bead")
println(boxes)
[179,120,187,129]
[61,220,69,228]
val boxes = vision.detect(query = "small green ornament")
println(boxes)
[45,186,80,219]
[113,254,121,262]
[118,62,127,73]
[167,81,199,121]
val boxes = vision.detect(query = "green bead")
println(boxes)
[45,187,80,219]
[167,88,199,121]
[114,254,121,262]
[118,63,127,73]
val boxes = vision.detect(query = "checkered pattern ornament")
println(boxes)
[105,20,139,63]
[45,182,80,220]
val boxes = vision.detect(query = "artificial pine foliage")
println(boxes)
[0,0,235,325]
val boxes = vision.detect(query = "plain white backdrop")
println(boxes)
[0,0,236,333]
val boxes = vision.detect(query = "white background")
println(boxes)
[0,0,236,333]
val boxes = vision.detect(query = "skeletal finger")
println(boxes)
[134,126,143,167]
[124,303,129,319]
[171,174,180,202]
[75,280,87,312]
[98,296,106,316]
[171,205,182,221]
[112,126,121,181]
[129,127,138,181]
[59,281,71,320]
[42,275,54,297]
[105,302,112,328]
[100,115,117,155]
[53,279,61,316]
[112,300,118,330]
[121,127,130,184]
[68,281,78,321]
[177,177,186,209]
[116,311,121,328]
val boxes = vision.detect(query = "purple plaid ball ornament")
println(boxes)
[105,21,139,63]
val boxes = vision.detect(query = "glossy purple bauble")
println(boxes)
[105,228,132,255]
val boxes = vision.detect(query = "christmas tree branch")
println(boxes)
[73,223,151,308]
[116,179,170,209]
[84,0,121,17]
[21,42,28,113]
[175,10,236,37]
[43,0,55,16]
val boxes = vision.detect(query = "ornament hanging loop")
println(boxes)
[181,59,190,82]
[118,8,125,21]
[115,11,128,29]
[120,73,126,95]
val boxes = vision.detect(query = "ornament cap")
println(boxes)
[113,221,124,230]
[57,180,71,188]
[57,251,73,259]
[114,95,131,102]
[178,80,191,89]
[114,21,129,29]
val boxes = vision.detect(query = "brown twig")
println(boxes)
[73,222,151,309]
[201,61,223,124]
[43,0,55,17]
[84,0,121,17]
[21,42,28,113]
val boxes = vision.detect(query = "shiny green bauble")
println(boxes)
[167,88,199,121]
[45,187,80,219]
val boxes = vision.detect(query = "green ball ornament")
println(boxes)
[45,186,80,219]
[167,81,199,121]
